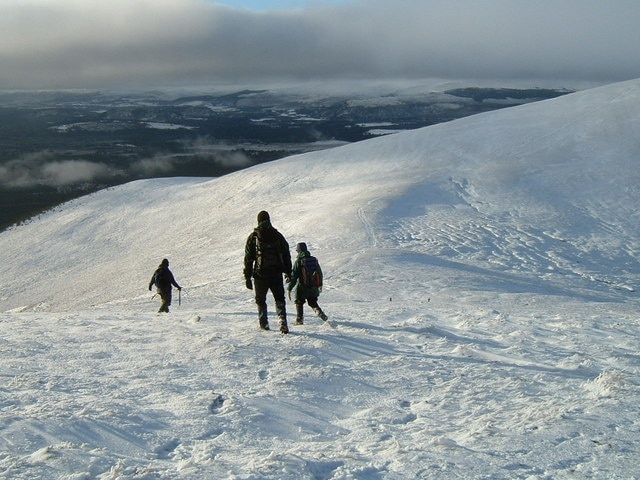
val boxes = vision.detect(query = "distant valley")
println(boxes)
[0,86,569,231]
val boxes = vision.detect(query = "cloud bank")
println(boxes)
[0,151,116,188]
[0,145,252,188]
[1,0,639,90]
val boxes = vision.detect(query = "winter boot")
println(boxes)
[279,317,289,334]
[258,307,269,330]
[295,302,304,325]
[314,308,328,321]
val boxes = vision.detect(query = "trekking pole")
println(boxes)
[178,288,181,306]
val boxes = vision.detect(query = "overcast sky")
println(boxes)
[1,0,639,90]
[217,0,349,11]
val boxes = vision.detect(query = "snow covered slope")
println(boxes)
[0,80,638,479]
[1,80,638,312]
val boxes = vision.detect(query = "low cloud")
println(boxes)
[211,151,253,168]
[0,151,116,188]
[130,155,178,176]
[182,137,254,168]
[0,0,639,90]
[130,146,252,177]
[0,146,252,189]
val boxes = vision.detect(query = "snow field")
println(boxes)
[1,79,639,478]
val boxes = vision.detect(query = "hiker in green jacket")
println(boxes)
[287,242,328,325]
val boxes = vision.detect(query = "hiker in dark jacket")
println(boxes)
[148,258,182,313]
[243,210,292,333]
[287,242,328,324]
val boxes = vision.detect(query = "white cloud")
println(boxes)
[130,156,178,176]
[40,160,114,185]
[0,151,116,187]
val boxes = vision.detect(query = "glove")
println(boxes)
[284,275,291,284]
[177,286,182,291]
[245,278,253,290]
[148,285,152,291]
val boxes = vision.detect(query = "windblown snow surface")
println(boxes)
[1,79,639,479]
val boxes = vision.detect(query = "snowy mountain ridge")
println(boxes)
[0,79,638,479]
[1,79,637,312]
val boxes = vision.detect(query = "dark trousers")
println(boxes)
[158,288,172,312]
[253,276,287,326]
[295,297,320,318]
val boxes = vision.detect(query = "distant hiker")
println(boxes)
[287,242,328,324]
[244,210,292,333]
[148,258,182,313]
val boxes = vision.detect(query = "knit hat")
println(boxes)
[160,258,169,267]
[257,210,270,223]
[296,242,308,252]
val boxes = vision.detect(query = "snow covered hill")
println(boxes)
[1,80,639,479]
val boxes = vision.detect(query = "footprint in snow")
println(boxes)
[155,438,180,458]
[208,394,225,413]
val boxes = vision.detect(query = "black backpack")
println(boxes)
[153,268,170,288]
[300,256,322,288]
[255,228,284,271]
